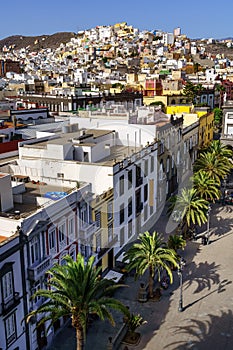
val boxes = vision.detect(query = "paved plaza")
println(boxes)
[49,203,233,350]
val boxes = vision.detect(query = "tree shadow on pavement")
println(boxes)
[166,310,233,350]
[210,216,233,240]
[209,204,233,239]
[183,278,232,311]
[183,260,221,294]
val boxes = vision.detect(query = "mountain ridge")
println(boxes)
[0,32,76,51]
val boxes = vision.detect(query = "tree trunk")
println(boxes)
[148,266,154,298]
[76,326,84,350]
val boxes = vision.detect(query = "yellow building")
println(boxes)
[166,105,193,114]
[91,188,116,273]
[198,112,214,147]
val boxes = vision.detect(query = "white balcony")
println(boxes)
[79,222,97,241]
[28,256,52,281]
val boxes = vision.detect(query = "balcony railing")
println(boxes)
[28,256,52,281]
[1,292,20,315]
[79,222,97,241]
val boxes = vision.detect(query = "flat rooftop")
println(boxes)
[98,145,142,166]
[22,129,114,148]
[0,182,83,220]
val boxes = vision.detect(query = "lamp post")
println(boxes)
[206,205,211,244]
[178,259,185,312]
[223,177,227,205]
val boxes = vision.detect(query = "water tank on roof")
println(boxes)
[62,125,72,133]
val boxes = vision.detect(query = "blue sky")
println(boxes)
[0,0,232,40]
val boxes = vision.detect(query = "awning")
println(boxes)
[103,270,123,283]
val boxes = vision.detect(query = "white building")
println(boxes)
[6,121,159,253]
[0,168,97,350]
[0,233,29,350]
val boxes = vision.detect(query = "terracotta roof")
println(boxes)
[0,235,7,243]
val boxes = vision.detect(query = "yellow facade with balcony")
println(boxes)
[91,188,115,273]
[198,112,214,147]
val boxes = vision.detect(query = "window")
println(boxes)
[144,159,148,177]
[57,173,64,178]
[167,134,170,149]
[61,258,67,266]
[84,152,89,162]
[30,236,40,265]
[119,175,124,196]
[128,197,132,217]
[5,313,16,346]
[108,223,113,243]
[190,137,193,149]
[68,217,75,241]
[144,204,148,222]
[128,220,132,239]
[120,227,125,247]
[178,128,182,142]
[95,210,101,228]
[150,156,154,173]
[135,165,142,187]
[159,161,164,181]
[144,184,148,202]
[159,139,165,154]
[166,157,170,173]
[150,205,153,215]
[2,271,13,302]
[33,280,41,304]
[96,234,101,252]
[58,223,66,244]
[48,229,56,252]
[107,202,113,221]
[120,204,124,224]
[70,249,76,261]
[159,187,162,202]
[80,203,88,224]
[177,149,181,165]
[127,169,132,189]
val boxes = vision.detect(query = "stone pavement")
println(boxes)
[49,203,233,350]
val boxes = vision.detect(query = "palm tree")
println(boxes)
[183,81,196,103]
[167,234,186,253]
[194,152,232,184]
[193,171,221,201]
[169,188,209,235]
[215,84,226,108]
[123,231,179,298]
[27,254,129,350]
[207,140,233,160]
[213,108,223,129]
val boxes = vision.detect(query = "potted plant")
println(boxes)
[123,313,147,345]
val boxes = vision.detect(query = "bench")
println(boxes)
[107,323,129,350]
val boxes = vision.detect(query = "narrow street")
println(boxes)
[49,202,233,350]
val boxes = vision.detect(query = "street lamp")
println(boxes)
[177,258,185,312]
[206,205,211,244]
